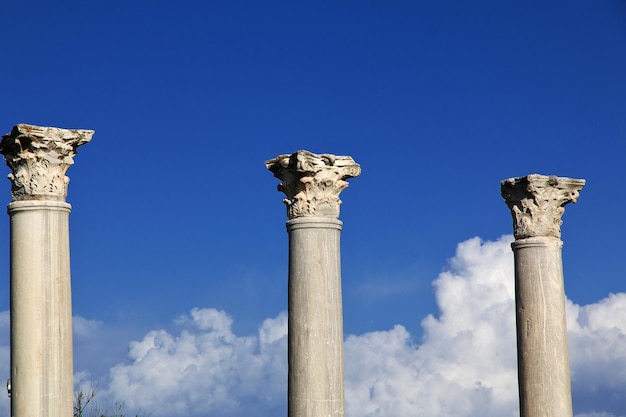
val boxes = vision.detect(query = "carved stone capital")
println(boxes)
[0,124,93,201]
[501,174,585,239]
[266,150,361,219]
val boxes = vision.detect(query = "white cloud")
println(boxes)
[575,414,620,417]
[73,316,103,338]
[93,235,521,417]
[73,315,147,381]
[344,235,519,417]
[77,235,626,417]
[568,294,626,416]
[0,311,9,417]
[1,235,626,417]
[101,308,287,417]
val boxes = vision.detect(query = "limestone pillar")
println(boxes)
[501,174,585,417]
[0,124,93,417]
[266,151,360,417]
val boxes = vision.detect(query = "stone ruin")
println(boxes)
[1,124,583,417]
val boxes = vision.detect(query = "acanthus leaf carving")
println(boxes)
[266,150,361,219]
[0,124,94,201]
[501,174,585,239]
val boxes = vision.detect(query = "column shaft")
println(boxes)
[287,218,344,417]
[501,174,584,417]
[1,124,93,417]
[266,150,360,417]
[9,201,74,417]
[513,237,572,417]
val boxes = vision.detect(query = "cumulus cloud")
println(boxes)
[73,316,148,381]
[342,236,626,417]
[1,235,626,417]
[568,294,626,416]
[0,311,9,416]
[100,309,288,417]
[91,235,523,417]
[345,235,518,417]
[575,414,621,417]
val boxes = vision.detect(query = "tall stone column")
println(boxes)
[266,150,360,417]
[0,124,93,417]
[501,174,585,417]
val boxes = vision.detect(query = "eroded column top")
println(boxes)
[0,124,93,202]
[266,150,361,219]
[501,174,585,240]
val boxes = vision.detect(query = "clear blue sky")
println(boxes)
[1,1,625,416]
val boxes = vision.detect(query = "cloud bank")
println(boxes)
[2,235,626,417]
[101,309,288,417]
[344,236,518,417]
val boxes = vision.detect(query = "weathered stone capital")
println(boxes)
[266,150,361,219]
[501,174,585,239]
[0,124,93,201]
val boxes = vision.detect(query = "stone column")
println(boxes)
[266,150,360,417]
[0,124,93,417]
[501,174,585,417]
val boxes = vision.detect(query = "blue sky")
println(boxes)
[1,1,626,416]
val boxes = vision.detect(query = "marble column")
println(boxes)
[0,124,93,417]
[501,174,585,417]
[266,150,360,417]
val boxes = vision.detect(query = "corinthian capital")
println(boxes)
[0,124,94,201]
[266,150,361,219]
[501,174,585,239]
